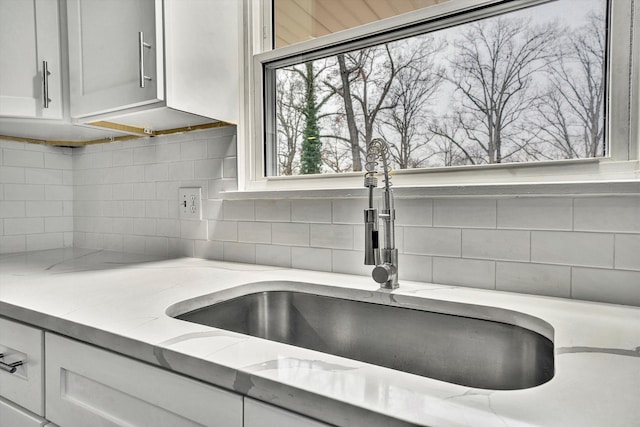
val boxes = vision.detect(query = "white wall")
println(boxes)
[0,139,73,254]
[2,127,637,306]
[67,126,640,307]
[72,126,237,257]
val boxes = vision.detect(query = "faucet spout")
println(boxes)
[363,138,399,289]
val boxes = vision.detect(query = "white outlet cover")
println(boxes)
[179,187,202,220]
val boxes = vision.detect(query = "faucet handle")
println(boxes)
[372,263,397,288]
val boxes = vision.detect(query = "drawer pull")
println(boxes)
[0,353,23,374]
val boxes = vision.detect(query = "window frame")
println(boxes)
[238,0,639,193]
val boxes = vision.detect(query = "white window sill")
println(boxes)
[228,159,640,199]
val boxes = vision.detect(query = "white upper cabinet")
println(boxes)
[0,0,63,120]
[67,0,240,130]
[66,0,160,118]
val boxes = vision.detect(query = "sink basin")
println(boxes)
[174,289,554,390]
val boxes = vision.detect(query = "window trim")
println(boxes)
[239,0,639,193]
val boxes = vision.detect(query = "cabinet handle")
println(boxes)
[43,60,52,108]
[139,32,152,88]
[0,353,24,374]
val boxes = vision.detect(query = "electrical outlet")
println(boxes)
[179,187,202,220]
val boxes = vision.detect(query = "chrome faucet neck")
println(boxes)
[363,138,398,289]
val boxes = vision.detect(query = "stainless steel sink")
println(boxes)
[175,290,554,390]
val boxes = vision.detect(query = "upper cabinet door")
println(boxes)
[67,0,163,118]
[0,0,63,119]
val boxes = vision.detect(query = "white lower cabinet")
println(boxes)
[244,397,332,427]
[0,396,47,427]
[45,333,243,427]
[0,317,46,426]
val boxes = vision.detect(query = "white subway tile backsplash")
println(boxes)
[208,220,238,241]
[223,241,256,263]
[5,184,44,200]
[133,183,157,200]
[462,229,530,262]
[574,196,640,232]
[332,250,370,276]
[25,169,62,185]
[310,224,353,249]
[332,199,364,224]
[194,240,223,260]
[156,143,181,163]
[168,238,195,258]
[122,201,147,218]
[180,220,208,240]
[0,235,26,254]
[26,233,64,251]
[6,130,638,306]
[44,152,72,170]
[291,199,332,223]
[238,221,271,244]
[496,262,571,298]
[531,231,614,268]
[46,185,73,201]
[395,198,432,226]
[223,200,254,221]
[103,234,124,252]
[112,218,134,234]
[145,200,169,218]
[434,198,496,228]
[272,223,309,246]
[156,219,180,238]
[256,244,291,267]
[614,234,640,271]
[255,200,291,222]
[433,257,495,290]
[169,161,195,181]
[4,149,43,168]
[5,218,44,235]
[0,201,25,218]
[572,267,640,306]
[133,146,157,164]
[180,140,206,160]
[194,159,222,179]
[292,246,332,272]
[144,236,169,256]
[144,164,169,182]
[398,254,433,283]
[223,157,237,178]
[133,218,156,236]
[404,227,461,257]
[111,149,134,167]
[112,184,134,200]
[0,166,25,184]
[123,235,145,253]
[26,201,64,217]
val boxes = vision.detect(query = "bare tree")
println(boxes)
[536,11,606,158]
[378,35,445,169]
[435,16,559,164]
[275,70,304,175]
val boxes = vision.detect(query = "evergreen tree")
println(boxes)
[300,61,322,174]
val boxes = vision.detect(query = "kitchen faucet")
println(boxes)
[364,138,398,289]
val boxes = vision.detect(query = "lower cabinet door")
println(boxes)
[45,333,242,427]
[0,396,47,427]
[244,397,332,427]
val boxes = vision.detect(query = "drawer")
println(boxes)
[0,396,47,427]
[45,333,243,427]
[0,317,44,415]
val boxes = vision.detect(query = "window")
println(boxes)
[242,0,638,191]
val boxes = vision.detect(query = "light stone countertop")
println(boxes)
[1,248,639,427]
